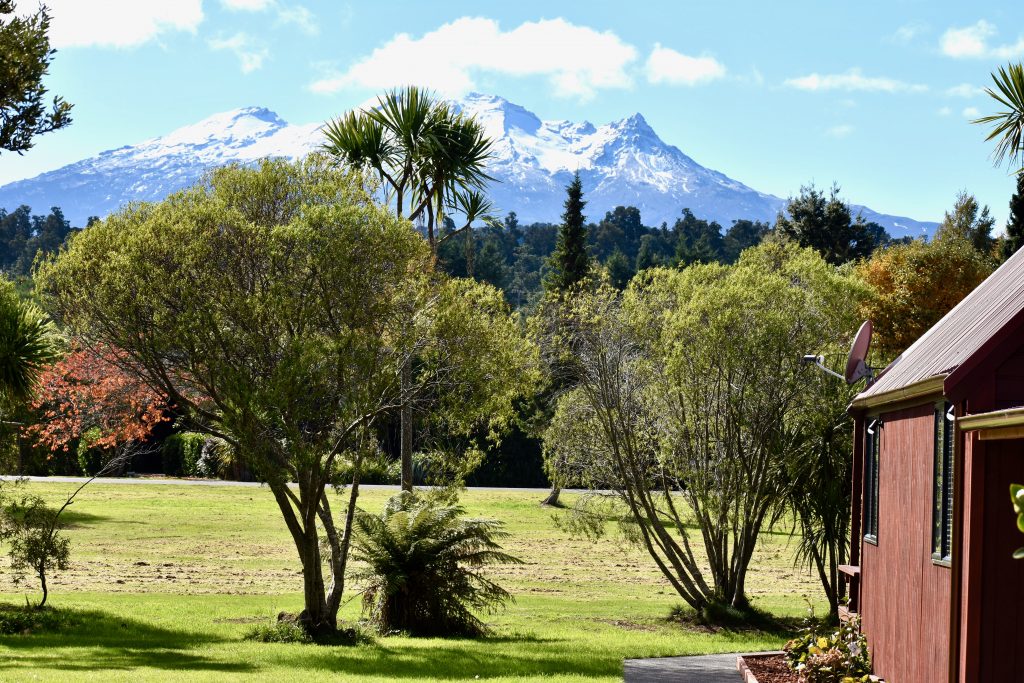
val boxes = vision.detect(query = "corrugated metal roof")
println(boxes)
[855,243,1024,403]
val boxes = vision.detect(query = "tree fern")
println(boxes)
[351,491,522,636]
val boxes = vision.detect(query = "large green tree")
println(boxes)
[0,0,72,154]
[36,158,535,635]
[541,243,865,613]
[544,173,590,293]
[935,190,996,255]
[775,184,883,265]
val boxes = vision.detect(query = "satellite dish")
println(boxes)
[845,320,873,384]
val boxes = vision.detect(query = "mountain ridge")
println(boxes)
[0,94,938,237]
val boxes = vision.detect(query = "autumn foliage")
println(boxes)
[27,345,168,453]
[858,236,993,362]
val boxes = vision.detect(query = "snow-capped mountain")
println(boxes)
[0,94,937,237]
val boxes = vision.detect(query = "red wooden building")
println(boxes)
[847,246,1024,682]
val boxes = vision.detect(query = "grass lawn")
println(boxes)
[0,482,823,681]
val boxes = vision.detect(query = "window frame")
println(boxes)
[932,401,954,565]
[864,417,880,545]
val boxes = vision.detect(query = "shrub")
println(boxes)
[352,491,522,636]
[0,484,71,607]
[243,621,312,644]
[243,616,368,645]
[784,613,882,682]
[161,432,207,477]
[0,603,72,634]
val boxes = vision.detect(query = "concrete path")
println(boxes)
[624,653,745,683]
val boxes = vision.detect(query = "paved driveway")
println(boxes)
[624,653,745,682]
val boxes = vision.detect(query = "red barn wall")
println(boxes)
[860,401,951,683]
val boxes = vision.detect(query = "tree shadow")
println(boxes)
[0,606,254,674]
[270,635,618,680]
[59,509,110,528]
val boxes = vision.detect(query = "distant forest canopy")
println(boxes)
[436,197,902,308]
[0,205,94,277]
[1,197,901,307]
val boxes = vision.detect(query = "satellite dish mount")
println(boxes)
[801,320,875,385]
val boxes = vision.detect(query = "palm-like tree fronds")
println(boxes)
[974,62,1024,172]
[0,285,58,404]
[351,491,522,636]
[320,86,496,250]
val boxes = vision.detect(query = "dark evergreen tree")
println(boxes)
[674,209,724,265]
[936,190,996,255]
[605,249,633,290]
[635,234,662,271]
[0,205,75,274]
[1002,173,1024,261]
[722,219,770,262]
[775,183,884,264]
[544,172,590,292]
[0,1,72,154]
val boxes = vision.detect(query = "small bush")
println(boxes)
[0,604,72,635]
[161,432,207,477]
[243,616,367,646]
[352,490,522,637]
[243,621,312,644]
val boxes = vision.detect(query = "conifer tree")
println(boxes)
[540,173,590,506]
[545,173,590,293]
[1003,173,1024,261]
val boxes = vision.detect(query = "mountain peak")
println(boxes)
[613,112,656,135]
[0,94,937,238]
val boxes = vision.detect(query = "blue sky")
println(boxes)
[2,0,1023,226]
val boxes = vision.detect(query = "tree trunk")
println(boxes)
[37,567,47,608]
[269,480,338,635]
[401,359,414,491]
[298,527,333,633]
[540,486,560,506]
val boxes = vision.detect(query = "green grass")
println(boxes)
[0,482,823,681]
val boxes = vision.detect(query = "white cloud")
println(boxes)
[889,22,927,44]
[277,5,318,35]
[209,32,269,73]
[645,44,725,86]
[221,0,317,35]
[826,124,854,138]
[784,68,927,93]
[221,0,272,9]
[962,106,981,119]
[309,17,638,100]
[945,83,983,98]
[941,20,1024,59]
[17,0,203,49]
[938,106,952,116]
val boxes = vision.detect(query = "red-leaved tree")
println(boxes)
[26,345,168,455]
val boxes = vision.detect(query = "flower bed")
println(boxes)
[737,653,799,683]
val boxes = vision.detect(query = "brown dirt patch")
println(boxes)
[741,653,799,683]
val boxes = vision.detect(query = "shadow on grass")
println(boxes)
[0,606,254,674]
[59,509,111,528]
[270,635,618,680]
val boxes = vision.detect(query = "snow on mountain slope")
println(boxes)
[0,95,937,238]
